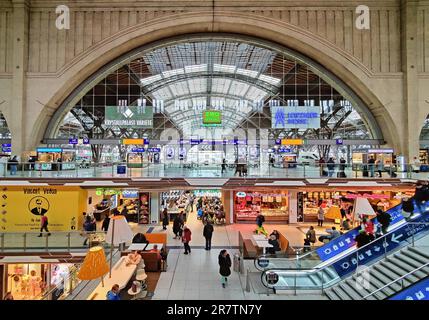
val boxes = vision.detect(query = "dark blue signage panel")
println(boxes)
[390,278,429,300]
[2,147,11,152]
[2,143,11,147]
[147,148,161,153]
[69,138,78,144]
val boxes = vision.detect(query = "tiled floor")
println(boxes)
[150,207,331,300]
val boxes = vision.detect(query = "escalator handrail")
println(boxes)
[260,220,429,283]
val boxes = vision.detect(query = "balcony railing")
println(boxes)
[0,161,427,179]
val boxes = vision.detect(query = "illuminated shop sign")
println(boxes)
[367,149,394,153]
[104,106,153,128]
[37,148,62,153]
[202,111,222,126]
[95,188,138,198]
[193,189,222,197]
[271,106,321,129]
[344,193,390,200]
[131,148,145,153]
[235,192,287,198]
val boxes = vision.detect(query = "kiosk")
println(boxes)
[35,148,76,171]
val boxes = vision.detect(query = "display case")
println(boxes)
[138,192,150,224]
[234,191,288,222]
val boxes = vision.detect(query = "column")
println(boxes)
[150,191,160,224]
[10,0,29,156]
[288,190,298,224]
[401,0,420,162]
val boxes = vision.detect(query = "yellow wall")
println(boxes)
[0,186,87,232]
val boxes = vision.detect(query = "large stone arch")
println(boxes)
[28,11,400,151]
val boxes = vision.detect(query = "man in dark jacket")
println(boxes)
[101,214,111,232]
[173,214,184,239]
[376,209,391,235]
[218,250,232,288]
[355,230,371,248]
[203,221,214,250]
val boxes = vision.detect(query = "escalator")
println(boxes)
[254,201,407,272]
[258,201,429,292]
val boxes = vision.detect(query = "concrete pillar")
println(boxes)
[288,190,298,224]
[150,191,160,224]
[10,0,29,156]
[401,0,420,162]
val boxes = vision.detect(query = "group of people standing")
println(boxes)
[319,157,347,178]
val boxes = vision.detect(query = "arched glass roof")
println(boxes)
[53,37,381,141]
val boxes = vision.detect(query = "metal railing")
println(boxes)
[259,221,429,294]
[0,231,107,252]
[362,261,429,300]
[0,160,427,179]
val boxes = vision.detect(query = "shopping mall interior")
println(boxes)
[0,0,429,304]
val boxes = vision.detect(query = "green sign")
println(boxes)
[105,106,153,127]
[202,111,222,126]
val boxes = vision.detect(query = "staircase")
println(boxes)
[325,246,429,300]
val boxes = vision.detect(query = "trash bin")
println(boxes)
[233,253,241,273]
[117,165,126,174]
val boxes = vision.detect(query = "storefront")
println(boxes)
[352,148,395,171]
[233,190,289,222]
[2,263,79,300]
[299,189,413,222]
[0,186,86,232]
[91,188,148,224]
[161,190,191,222]
[35,148,76,171]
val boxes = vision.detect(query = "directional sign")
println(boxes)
[258,258,269,268]
[390,278,429,300]
[331,212,429,277]
[265,271,279,285]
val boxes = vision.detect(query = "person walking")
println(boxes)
[8,155,18,176]
[368,156,376,177]
[101,213,111,232]
[218,250,232,288]
[173,213,184,239]
[319,157,326,177]
[376,209,391,235]
[38,213,50,237]
[317,205,325,227]
[162,208,169,230]
[83,215,96,246]
[327,157,335,177]
[182,226,192,254]
[306,226,316,244]
[339,157,347,177]
[376,159,383,177]
[221,158,227,175]
[203,221,214,250]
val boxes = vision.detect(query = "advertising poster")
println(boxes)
[166,146,175,160]
[0,186,86,232]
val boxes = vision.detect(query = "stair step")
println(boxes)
[331,284,353,300]
[339,282,364,300]
[323,267,338,281]
[325,288,341,300]
[402,250,428,265]
[386,258,428,279]
[408,247,429,260]
[368,268,401,295]
[349,275,388,300]
[395,253,426,270]
[380,261,421,283]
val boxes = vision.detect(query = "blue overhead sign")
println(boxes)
[331,212,429,278]
[2,147,11,152]
[131,148,145,153]
[2,143,11,147]
[147,148,161,153]
[69,138,78,145]
[390,278,429,300]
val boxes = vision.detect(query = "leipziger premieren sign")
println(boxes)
[271,106,321,129]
